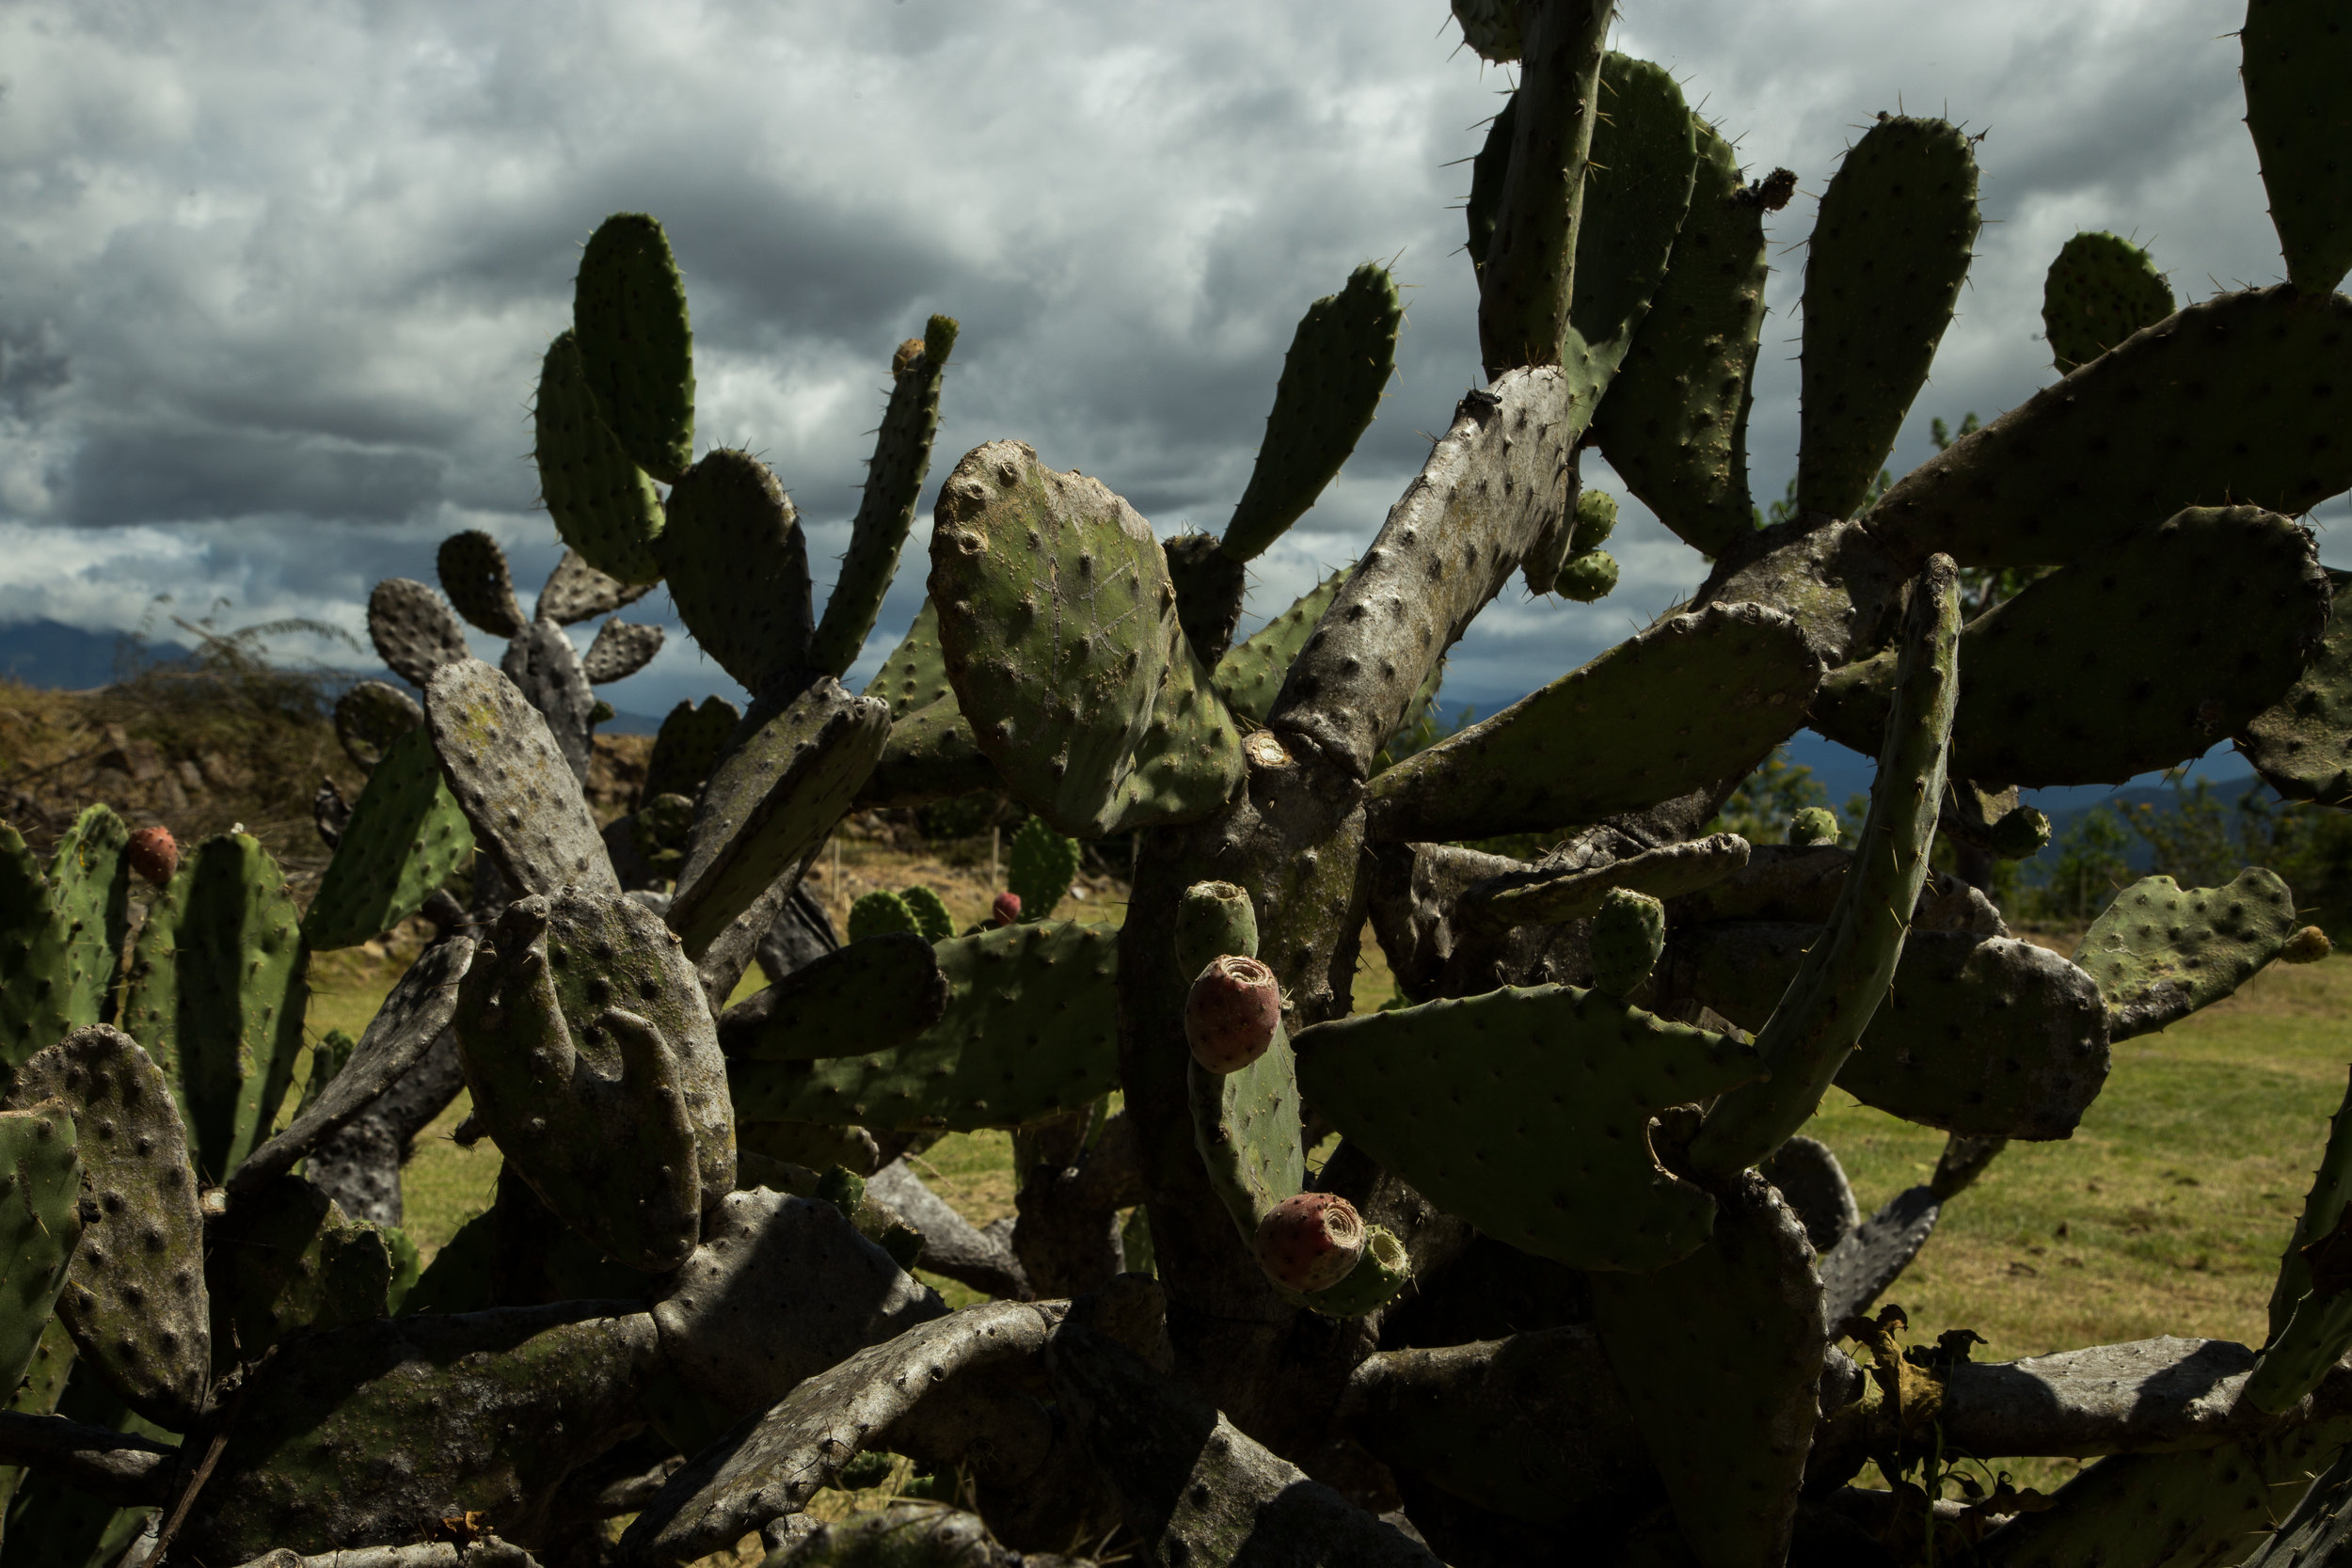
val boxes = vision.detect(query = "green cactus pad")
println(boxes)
[901,886,954,943]
[300,725,474,952]
[930,440,1247,839]
[2073,868,2302,1040]
[332,679,423,773]
[0,824,76,1076]
[424,657,620,899]
[810,320,958,676]
[435,529,527,639]
[2042,230,2172,374]
[848,890,918,943]
[644,695,741,802]
[536,544,656,625]
[859,693,999,809]
[658,448,815,696]
[719,932,946,1061]
[1367,602,1820,843]
[1175,879,1259,980]
[204,1173,392,1376]
[1561,55,1699,415]
[1811,508,2329,787]
[582,617,664,685]
[1460,832,1749,934]
[47,804,130,1033]
[1589,889,1666,998]
[573,212,695,484]
[1189,1027,1304,1241]
[666,677,889,959]
[1590,117,1769,560]
[1009,815,1082,922]
[1222,264,1403,562]
[457,889,731,1272]
[1294,987,1763,1271]
[2238,570,2352,806]
[1588,1171,1823,1568]
[6,1025,209,1430]
[2245,0,2352,295]
[1212,570,1343,726]
[1869,286,2352,567]
[0,1101,82,1400]
[119,832,308,1186]
[1796,116,1979,521]
[1552,549,1619,602]
[862,598,954,721]
[1666,927,2110,1140]
[366,577,471,690]
[175,1304,665,1562]
[730,919,1120,1132]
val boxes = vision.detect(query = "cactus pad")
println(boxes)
[300,724,474,951]
[455,889,732,1272]
[1212,570,1343,727]
[424,657,620,899]
[366,577,471,689]
[1796,116,1979,521]
[1175,879,1260,980]
[1460,832,1749,934]
[435,529,527,638]
[848,890,917,943]
[1190,1026,1304,1240]
[2244,0,2352,295]
[6,1025,209,1430]
[1008,815,1082,921]
[332,679,423,772]
[573,212,694,484]
[1367,602,1820,843]
[1589,889,1666,997]
[1451,0,1520,62]
[582,617,665,685]
[930,440,1245,838]
[863,598,955,721]
[2042,230,2172,374]
[536,544,656,625]
[1561,55,1699,411]
[658,448,815,696]
[1588,1170,1824,1568]
[730,919,1120,1132]
[120,832,309,1185]
[719,932,947,1061]
[2073,868,2302,1040]
[204,1173,392,1375]
[665,677,889,958]
[1222,263,1403,562]
[2238,570,2352,806]
[0,1101,82,1399]
[0,823,75,1075]
[859,694,998,809]
[644,695,742,803]
[901,885,954,943]
[1294,987,1764,1271]
[47,803,131,1031]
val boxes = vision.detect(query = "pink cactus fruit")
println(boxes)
[127,826,179,888]
[1185,955,1281,1074]
[991,891,1023,927]
[1254,1192,1366,1292]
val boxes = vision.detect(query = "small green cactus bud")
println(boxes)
[1176,880,1260,977]
[815,1164,866,1221]
[1554,549,1619,603]
[1186,955,1281,1075]
[1987,804,2053,860]
[1255,1192,1366,1293]
[848,890,918,943]
[1788,807,1840,847]
[2283,926,2333,964]
[1574,487,1620,551]
[1590,887,1666,998]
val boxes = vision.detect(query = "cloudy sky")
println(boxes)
[0,0,2318,738]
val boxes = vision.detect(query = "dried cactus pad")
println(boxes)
[367,577,472,690]
[456,890,732,1272]
[582,617,664,685]
[2074,868,2303,1041]
[730,918,1120,1133]
[1294,987,1764,1272]
[535,544,656,626]
[0,1101,83,1400]
[1463,833,1750,935]
[424,658,619,899]
[300,723,474,951]
[5,1025,209,1431]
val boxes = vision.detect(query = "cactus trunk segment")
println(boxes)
[717,931,946,1060]
[643,695,741,802]
[807,317,959,677]
[1666,926,2111,1139]
[173,1304,663,1561]
[663,678,888,959]
[424,658,620,899]
[5,1027,209,1430]
[332,680,423,773]
[1795,117,1980,522]
[1813,506,2329,787]
[1588,1171,1826,1568]
[648,1187,945,1420]
[1211,569,1343,726]
[573,213,694,485]
[1459,832,1750,933]
[455,890,731,1272]
[658,449,815,698]
[202,1174,393,1376]
[1689,556,1959,1178]
[229,935,474,1196]
[366,578,472,690]
[1476,0,1613,379]
[1294,988,1764,1271]
[729,919,1120,1133]
[930,441,1246,838]
[0,825,77,1078]
[2244,0,2352,295]
[435,530,528,638]
[0,1103,82,1400]
[1868,286,2352,568]
[119,832,309,1186]
[580,618,664,685]
[533,330,671,590]
[300,726,475,951]
[621,1299,1059,1563]
[1221,264,1403,563]
[501,617,598,784]
[2238,569,2352,805]
[534,546,654,626]
[47,804,130,1031]
[1365,602,1820,843]
[1590,117,1770,561]
[2042,230,2174,374]
[2073,867,2302,1040]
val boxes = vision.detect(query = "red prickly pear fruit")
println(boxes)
[1254,1192,1366,1293]
[991,892,1023,927]
[127,826,179,887]
[1186,955,1281,1074]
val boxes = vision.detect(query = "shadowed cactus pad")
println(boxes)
[0,1101,81,1401]
[301,724,474,951]
[436,529,528,639]
[1008,815,1082,922]
[1589,888,1665,997]
[659,449,815,697]
[333,679,424,772]
[573,212,694,484]
[2244,0,2352,295]
[2042,230,2172,373]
